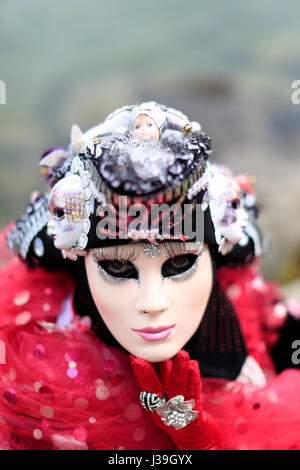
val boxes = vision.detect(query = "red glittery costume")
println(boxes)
[0,226,300,451]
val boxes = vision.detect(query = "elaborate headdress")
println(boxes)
[7,101,262,266]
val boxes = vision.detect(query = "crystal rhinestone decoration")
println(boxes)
[156,395,199,430]
[33,237,45,257]
[140,391,198,430]
[143,242,161,258]
[6,194,50,260]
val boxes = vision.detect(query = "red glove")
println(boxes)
[130,350,223,450]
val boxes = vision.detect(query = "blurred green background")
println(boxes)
[1,0,300,293]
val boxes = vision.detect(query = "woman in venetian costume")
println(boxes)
[1,102,300,450]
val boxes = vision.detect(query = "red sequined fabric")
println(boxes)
[0,227,300,450]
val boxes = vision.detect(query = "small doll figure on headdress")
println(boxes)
[131,114,161,142]
[129,103,167,142]
[84,102,202,145]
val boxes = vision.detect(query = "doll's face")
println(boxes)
[132,114,160,142]
[47,174,86,250]
[209,176,248,244]
[211,198,249,243]
[219,207,248,243]
[84,242,213,362]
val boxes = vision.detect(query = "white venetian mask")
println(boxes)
[204,173,248,248]
[47,174,88,250]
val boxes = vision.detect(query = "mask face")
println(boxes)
[209,175,248,244]
[47,174,86,250]
[132,114,160,142]
[84,242,213,362]
[210,198,249,244]
[218,205,249,243]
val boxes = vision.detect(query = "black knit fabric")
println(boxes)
[184,280,248,379]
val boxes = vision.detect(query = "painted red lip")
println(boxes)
[132,325,175,333]
[51,234,56,240]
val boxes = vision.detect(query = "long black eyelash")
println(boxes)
[163,243,185,258]
[92,247,138,263]
[163,242,204,258]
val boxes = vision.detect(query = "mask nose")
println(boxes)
[238,207,249,222]
[136,275,170,315]
[47,219,55,232]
